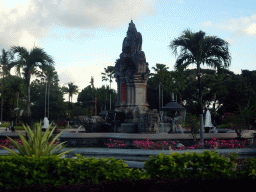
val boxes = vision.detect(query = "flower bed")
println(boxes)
[0,138,58,150]
[104,137,250,150]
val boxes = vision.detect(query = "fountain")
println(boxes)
[158,111,171,133]
[55,20,247,149]
[159,93,185,133]
[204,109,216,133]
[42,117,49,132]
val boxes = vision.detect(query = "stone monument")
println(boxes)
[114,20,159,133]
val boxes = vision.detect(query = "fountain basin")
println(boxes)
[158,123,171,133]
[70,131,87,133]
[56,132,255,148]
[204,127,212,133]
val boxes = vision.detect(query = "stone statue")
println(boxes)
[118,20,149,77]
[115,20,151,126]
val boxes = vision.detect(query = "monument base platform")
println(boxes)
[118,123,137,133]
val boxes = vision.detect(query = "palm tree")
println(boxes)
[169,29,231,148]
[10,46,54,126]
[90,76,95,89]
[152,64,170,109]
[101,66,115,110]
[0,49,18,122]
[39,65,57,120]
[7,75,26,124]
[62,82,79,107]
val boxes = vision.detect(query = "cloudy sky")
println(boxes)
[1,0,256,103]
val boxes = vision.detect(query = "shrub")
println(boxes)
[143,149,238,180]
[0,121,11,128]
[218,124,232,129]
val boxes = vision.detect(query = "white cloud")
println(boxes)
[217,14,256,36]
[246,23,256,35]
[57,64,117,102]
[201,21,212,27]
[224,38,236,45]
[0,0,156,50]
[177,0,184,4]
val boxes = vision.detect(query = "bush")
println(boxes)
[143,149,238,180]
[218,124,232,128]
[14,126,27,130]
[0,121,11,128]
[1,175,254,192]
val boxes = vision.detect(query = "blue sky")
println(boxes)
[1,0,256,102]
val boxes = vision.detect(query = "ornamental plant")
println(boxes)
[104,139,128,148]
[222,112,247,139]
[133,138,169,150]
[0,122,75,158]
[59,120,68,128]
[0,138,58,150]
[186,115,200,143]
[143,150,238,180]
[105,137,249,150]
[0,121,11,128]
[0,138,23,149]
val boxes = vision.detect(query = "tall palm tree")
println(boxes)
[62,82,79,107]
[90,76,95,89]
[101,66,115,110]
[152,64,170,108]
[39,65,57,120]
[0,49,18,122]
[7,75,25,115]
[10,46,54,126]
[169,29,231,147]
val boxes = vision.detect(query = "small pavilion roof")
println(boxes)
[159,100,185,112]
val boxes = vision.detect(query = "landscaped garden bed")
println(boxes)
[1,123,255,191]
[1,150,256,192]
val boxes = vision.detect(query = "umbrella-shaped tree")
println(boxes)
[169,29,231,147]
[101,66,115,110]
[62,82,79,107]
[10,46,54,126]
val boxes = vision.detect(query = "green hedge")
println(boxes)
[0,150,256,190]
[217,124,232,128]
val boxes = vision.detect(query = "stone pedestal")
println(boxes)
[118,123,137,133]
[158,123,171,133]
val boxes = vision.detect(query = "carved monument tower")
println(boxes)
[115,20,152,131]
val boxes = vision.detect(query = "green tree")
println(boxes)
[2,75,26,123]
[77,85,117,116]
[90,76,95,89]
[151,64,170,108]
[166,68,187,103]
[101,66,115,110]
[39,65,58,119]
[78,85,95,109]
[0,49,17,121]
[10,46,54,126]
[169,29,231,147]
[62,82,79,110]
[30,77,66,123]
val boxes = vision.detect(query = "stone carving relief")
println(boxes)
[116,20,150,81]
